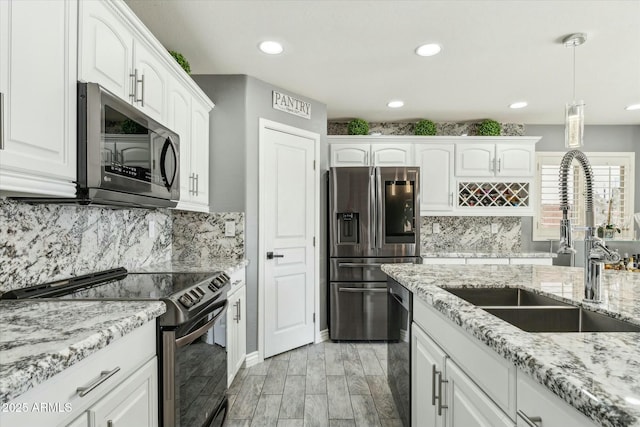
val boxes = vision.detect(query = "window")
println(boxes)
[534,152,635,241]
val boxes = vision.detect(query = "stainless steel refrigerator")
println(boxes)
[329,166,421,340]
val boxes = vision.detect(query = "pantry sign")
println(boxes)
[272,91,311,119]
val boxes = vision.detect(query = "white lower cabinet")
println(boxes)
[411,324,446,427]
[516,372,597,427]
[446,360,513,427]
[412,290,598,427]
[411,320,513,427]
[2,322,157,427]
[227,268,247,385]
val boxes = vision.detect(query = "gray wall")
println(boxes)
[522,124,640,254]
[193,75,328,354]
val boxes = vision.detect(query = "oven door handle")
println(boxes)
[175,300,228,348]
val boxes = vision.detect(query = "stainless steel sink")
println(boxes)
[443,287,640,333]
[484,307,640,333]
[443,287,571,307]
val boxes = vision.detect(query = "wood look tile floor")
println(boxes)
[225,342,403,427]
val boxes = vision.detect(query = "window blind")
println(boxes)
[534,152,635,241]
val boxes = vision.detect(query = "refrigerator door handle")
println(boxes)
[376,169,384,249]
[369,167,376,250]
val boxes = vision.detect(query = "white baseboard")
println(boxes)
[244,351,262,368]
[316,328,330,343]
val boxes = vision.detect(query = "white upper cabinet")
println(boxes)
[189,99,210,208]
[371,144,414,166]
[456,140,536,178]
[414,144,455,213]
[329,137,414,167]
[0,0,78,197]
[330,143,370,166]
[79,0,167,123]
[79,0,133,102]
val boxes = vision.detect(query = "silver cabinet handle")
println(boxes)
[133,69,144,106]
[195,173,199,195]
[129,70,137,101]
[517,410,542,427]
[107,421,114,427]
[436,370,448,416]
[0,92,4,150]
[139,73,145,107]
[431,364,437,406]
[497,158,502,173]
[77,367,121,397]
[237,299,241,322]
[449,192,453,206]
[338,287,387,293]
[492,158,496,173]
[233,301,239,321]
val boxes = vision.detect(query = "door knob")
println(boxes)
[266,252,284,260]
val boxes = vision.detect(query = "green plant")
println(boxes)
[477,119,501,136]
[414,119,436,136]
[169,50,191,74]
[347,118,369,135]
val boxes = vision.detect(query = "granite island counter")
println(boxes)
[381,263,640,427]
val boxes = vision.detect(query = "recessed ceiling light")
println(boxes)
[259,41,283,55]
[509,101,528,109]
[625,103,640,111]
[387,100,404,108]
[415,43,441,57]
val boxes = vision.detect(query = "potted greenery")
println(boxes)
[477,119,501,136]
[414,119,436,136]
[169,50,191,73]
[347,118,369,135]
[597,195,622,238]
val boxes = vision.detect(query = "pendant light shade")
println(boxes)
[563,33,587,149]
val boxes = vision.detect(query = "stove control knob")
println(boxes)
[188,290,201,302]
[179,294,194,308]
[208,281,218,292]
[193,286,205,298]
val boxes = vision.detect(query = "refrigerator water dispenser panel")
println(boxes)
[337,212,359,244]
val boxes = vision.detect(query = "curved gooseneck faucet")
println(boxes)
[558,150,620,302]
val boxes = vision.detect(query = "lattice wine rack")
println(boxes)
[458,182,530,208]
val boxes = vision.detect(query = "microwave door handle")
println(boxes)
[159,137,178,190]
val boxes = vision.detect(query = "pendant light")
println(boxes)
[563,33,587,149]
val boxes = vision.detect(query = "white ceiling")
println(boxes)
[125,0,640,125]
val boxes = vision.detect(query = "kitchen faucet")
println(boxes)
[557,150,621,302]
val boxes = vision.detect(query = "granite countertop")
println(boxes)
[0,300,165,405]
[381,264,640,427]
[421,251,556,258]
[130,258,248,275]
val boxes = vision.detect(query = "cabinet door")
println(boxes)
[79,0,133,101]
[412,324,446,427]
[330,144,370,166]
[190,100,210,209]
[455,144,495,177]
[236,284,247,373]
[0,0,77,196]
[372,144,414,166]
[90,357,158,427]
[495,143,534,177]
[415,144,455,213]
[167,79,192,205]
[133,38,167,122]
[445,360,514,427]
[517,372,596,427]
[227,284,247,385]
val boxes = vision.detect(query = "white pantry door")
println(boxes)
[260,119,318,358]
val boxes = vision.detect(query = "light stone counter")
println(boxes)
[421,251,555,258]
[381,264,640,427]
[130,258,248,275]
[0,300,165,405]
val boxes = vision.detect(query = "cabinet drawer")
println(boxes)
[414,297,516,419]
[3,322,156,427]
[517,372,597,427]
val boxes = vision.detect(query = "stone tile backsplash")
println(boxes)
[0,199,244,293]
[328,121,525,136]
[172,211,244,262]
[421,216,522,253]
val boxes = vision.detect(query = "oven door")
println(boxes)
[161,299,228,427]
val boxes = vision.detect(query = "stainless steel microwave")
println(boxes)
[76,82,180,208]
